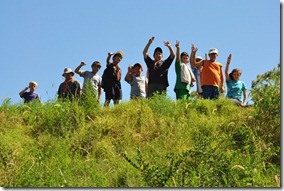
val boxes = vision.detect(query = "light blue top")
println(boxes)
[226,78,247,102]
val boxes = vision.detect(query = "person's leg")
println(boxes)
[211,86,219,99]
[202,86,211,99]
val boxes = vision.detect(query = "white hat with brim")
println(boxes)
[196,56,203,60]
[62,68,74,76]
[208,48,218,54]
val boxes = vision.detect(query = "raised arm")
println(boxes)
[190,43,203,68]
[74,61,86,75]
[106,52,113,66]
[124,65,133,82]
[175,40,180,63]
[19,85,29,97]
[164,40,175,59]
[143,36,154,59]
[225,54,232,81]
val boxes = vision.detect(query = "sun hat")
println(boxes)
[62,68,74,76]
[208,48,218,55]
[113,50,124,59]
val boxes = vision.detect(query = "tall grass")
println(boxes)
[0,64,280,187]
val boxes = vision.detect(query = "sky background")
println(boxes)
[0,0,280,105]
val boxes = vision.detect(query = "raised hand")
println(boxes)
[80,61,86,66]
[164,41,171,47]
[191,43,198,53]
[175,40,180,48]
[227,54,232,64]
[149,36,155,43]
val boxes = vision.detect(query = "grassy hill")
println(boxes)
[0,64,280,187]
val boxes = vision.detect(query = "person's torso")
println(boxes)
[129,76,147,97]
[201,60,222,87]
[23,92,38,103]
[226,78,246,101]
[81,71,102,93]
[174,61,190,90]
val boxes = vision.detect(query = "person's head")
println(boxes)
[208,48,218,61]
[180,52,189,64]
[133,63,143,76]
[29,81,38,92]
[62,68,74,80]
[153,47,163,62]
[113,51,124,64]
[229,68,242,81]
[195,56,203,62]
[91,61,101,74]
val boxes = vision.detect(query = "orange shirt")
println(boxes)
[201,60,223,87]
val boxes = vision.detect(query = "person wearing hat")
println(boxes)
[74,61,102,102]
[174,40,196,100]
[124,63,148,99]
[190,44,225,100]
[191,56,204,97]
[143,36,175,97]
[102,51,124,106]
[58,68,82,100]
[19,81,40,103]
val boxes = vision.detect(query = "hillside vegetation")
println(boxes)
[0,64,280,187]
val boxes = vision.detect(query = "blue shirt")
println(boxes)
[226,78,247,102]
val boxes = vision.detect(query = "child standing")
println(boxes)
[102,51,123,106]
[190,44,224,99]
[174,40,196,100]
[58,68,82,100]
[19,81,40,103]
[143,36,175,97]
[191,56,203,97]
[74,61,102,102]
[124,63,148,99]
[225,54,247,107]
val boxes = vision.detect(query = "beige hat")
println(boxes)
[62,68,74,76]
[113,50,124,58]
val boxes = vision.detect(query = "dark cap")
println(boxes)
[154,47,163,54]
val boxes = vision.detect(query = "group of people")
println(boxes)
[19,36,247,107]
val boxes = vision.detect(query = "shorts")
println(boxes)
[202,85,219,99]
[104,84,122,101]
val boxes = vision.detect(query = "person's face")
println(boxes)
[64,73,73,80]
[29,83,37,91]
[232,71,241,81]
[92,65,101,73]
[181,55,189,64]
[154,51,162,61]
[209,53,218,61]
[113,55,122,64]
[133,66,142,76]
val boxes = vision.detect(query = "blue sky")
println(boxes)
[0,0,280,105]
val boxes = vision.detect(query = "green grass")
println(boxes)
[0,94,280,187]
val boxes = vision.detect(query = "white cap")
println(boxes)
[196,56,203,60]
[208,48,218,54]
